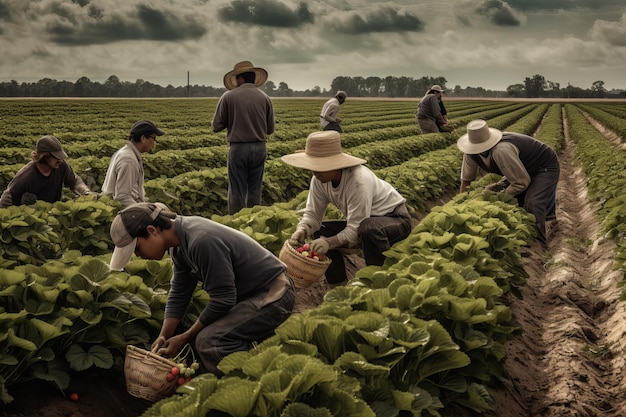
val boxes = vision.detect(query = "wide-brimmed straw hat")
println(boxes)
[457,119,503,154]
[430,85,444,92]
[223,61,268,90]
[281,131,367,171]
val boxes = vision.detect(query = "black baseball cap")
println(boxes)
[129,120,165,136]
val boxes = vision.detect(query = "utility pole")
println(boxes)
[187,71,190,97]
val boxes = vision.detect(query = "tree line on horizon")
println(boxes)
[0,74,623,99]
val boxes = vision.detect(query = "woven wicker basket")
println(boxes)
[124,345,178,402]
[279,240,331,288]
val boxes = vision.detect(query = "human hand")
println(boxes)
[152,334,187,358]
[310,237,330,256]
[151,336,167,353]
[289,228,307,245]
[485,182,506,192]
[20,192,37,205]
[85,192,102,201]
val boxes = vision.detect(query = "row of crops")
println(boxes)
[0,99,624,416]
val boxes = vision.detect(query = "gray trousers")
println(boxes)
[515,168,560,243]
[323,122,343,133]
[416,116,439,134]
[193,274,295,376]
[227,142,267,215]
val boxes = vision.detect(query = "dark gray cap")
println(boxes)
[129,120,165,136]
[36,135,68,160]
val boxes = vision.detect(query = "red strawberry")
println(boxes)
[69,392,79,402]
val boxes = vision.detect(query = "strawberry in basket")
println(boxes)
[294,242,325,261]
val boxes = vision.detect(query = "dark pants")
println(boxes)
[515,168,560,244]
[227,142,267,215]
[315,204,412,283]
[323,122,343,133]
[417,117,438,134]
[194,275,295,376]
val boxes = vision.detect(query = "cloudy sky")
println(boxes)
[1,0,625,92]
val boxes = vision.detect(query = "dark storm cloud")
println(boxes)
[218,0,314,28]
[505,0,625,12]
[48,4,207,45]
[0,1,11,20]
[475,0,521,26]
[332,6,424,34]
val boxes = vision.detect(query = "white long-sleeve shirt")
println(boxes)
[319,97,341,129]
[101,141,145,208]
[299,165,406,247]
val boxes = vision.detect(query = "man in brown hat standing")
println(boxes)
[0,135,92,207]
[457,119,560,244]
[281,130,412,284]
[319,90,347,133]
[212,61,275,215]
[101,120,165,208]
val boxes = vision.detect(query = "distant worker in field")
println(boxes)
[282,130,412,285]
[0,135,92,208]
[101,120,165,208]
[319,90,347,133]
[212,60,275,215]
[416,85,448,134]
[457,119,560,244]
[108,202,295,376]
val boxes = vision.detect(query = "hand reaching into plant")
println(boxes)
[484,181,508,193]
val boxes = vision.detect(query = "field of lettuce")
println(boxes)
[1,98,625,417]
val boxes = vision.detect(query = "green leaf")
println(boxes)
[6,328,37,351]
[32,358,70,390]
[0,353,18,365]
[207,378,260,417]
[28,318,69,344]
[64,344,112,371]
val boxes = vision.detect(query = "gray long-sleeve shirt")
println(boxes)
[417,94,443,122]
[165,216,286,325]
[211,83,275,143]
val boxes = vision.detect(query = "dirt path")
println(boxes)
[489,112,626,416]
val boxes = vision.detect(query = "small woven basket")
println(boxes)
[124,345,178,402]
[279,240,331,288]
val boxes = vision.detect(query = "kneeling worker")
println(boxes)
[281,130,412,284]
[109,202,295,376]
